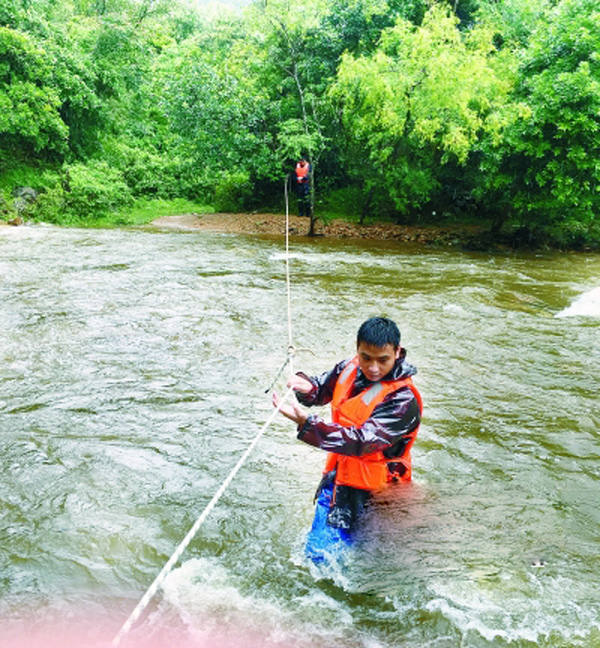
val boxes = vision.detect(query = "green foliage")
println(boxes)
[476,0,551,47]
[33,160,132,223]
[213,170,253,212]
[331,5,509,215]
[478,0,600,235]
[49,41,102,158]
[0,158,56,220]
[320,185,395,224]
[276,119,327,167]
[90,21,148,97]
[0,157,55,191]
[0,0,597,247]
[0,0,20,28]
[156,31,282,196]
[100,137,182,198]
[64,160,132,218]
[0,26,69,155]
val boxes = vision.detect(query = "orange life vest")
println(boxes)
[296,162,309,182]
[323,357,422,491]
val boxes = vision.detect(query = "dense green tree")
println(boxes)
[0,26,68,157]
[248,0,332,219]
[0,0,22,28]
[476,0,550,47]
[331,5,509,218]
[154,18,281,206]
[244,0,418,228]
[478,0,600,243]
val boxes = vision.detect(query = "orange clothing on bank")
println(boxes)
[295,162,309,182]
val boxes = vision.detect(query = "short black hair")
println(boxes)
[357,317,401,349]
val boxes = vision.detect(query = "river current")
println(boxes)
[1,224,599,648]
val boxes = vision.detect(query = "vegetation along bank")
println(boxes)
[1,0,598,250]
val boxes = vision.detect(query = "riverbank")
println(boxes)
[4,213,597,251]
[149,212,484,246]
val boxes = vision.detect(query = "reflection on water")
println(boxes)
[0,225,599,647]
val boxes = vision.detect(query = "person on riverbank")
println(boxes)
[295,158,311,217]
[272,316,422,560]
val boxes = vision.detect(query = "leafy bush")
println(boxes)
[63,161,132,219]
[32,161,132,223]
[99,137,211,201]
[547,218,600,250]
[213,171,253,212]
[478,0,600,234]
[113,145,178,198]
[30,185,65,224]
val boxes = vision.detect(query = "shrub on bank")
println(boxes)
[32,161,132,224]
[213,171,253,212]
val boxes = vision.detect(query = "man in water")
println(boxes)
[273,317,422,558]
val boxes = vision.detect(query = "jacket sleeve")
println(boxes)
[293,359,351,407]
[296,387,420,458]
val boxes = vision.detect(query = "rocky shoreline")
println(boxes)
[1,210,487,248]
[149,212,484,247]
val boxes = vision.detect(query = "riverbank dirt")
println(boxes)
[150,212,484,246]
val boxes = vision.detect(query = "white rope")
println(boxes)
[112,177,299,646]
[112,385,295,646]
[284,175,294,375]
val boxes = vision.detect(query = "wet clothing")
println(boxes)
[326,356,421,489]
[296,182,310,217]
[295,350,421,531]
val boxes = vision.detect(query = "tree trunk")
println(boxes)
[272,17,323,236]
[360,187,375,225]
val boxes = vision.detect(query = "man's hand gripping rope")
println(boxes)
[272,373,312,427]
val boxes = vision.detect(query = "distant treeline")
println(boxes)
[0,0,598,246]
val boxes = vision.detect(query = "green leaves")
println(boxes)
[31,160,133,224]
[479,0,600,234]
[0,26,68,154]
[331,5,508,214]
[157,38,280,196]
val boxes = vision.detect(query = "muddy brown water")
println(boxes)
[1,224,599,647]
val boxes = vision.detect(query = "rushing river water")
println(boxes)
[1,224,599,648]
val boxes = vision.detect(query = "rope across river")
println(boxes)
[112,179,299,646]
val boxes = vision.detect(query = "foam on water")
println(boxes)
[268,252,305,261]
[156,557,357,647]
[421,570,600,646]
[556,286,600,317]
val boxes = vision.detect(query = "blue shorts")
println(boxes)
[305,482,352,564]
